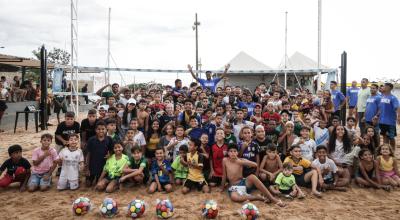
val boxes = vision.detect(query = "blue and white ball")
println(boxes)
[100,198,118,218]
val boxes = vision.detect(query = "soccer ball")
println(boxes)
[155,199,174,219]
[72,197,91,216]
[240,203,259,220]
[127,199,146,219]
[100,198,118,218]
[201,200,218,219]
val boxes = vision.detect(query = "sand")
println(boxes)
[1,114,400,220]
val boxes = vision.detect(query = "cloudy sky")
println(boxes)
[1,0,399,85]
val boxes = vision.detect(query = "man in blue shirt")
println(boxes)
[377,83,400,151]
[239,93,257,118]
[346,80,359,118]
[364,83,381,145]
[188,64,230,93]
[330,81,345,118]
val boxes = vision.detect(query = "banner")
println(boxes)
[52,68,64,92]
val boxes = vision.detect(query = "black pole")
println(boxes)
[40,45,48,130]
[340,51,347,124]
[21,66,26,82]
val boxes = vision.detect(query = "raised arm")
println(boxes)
[96,84,110,96]
[187,64,199,82]
[220,64,230,79]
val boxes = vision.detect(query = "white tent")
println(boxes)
[280,51,329,69]
[224,51,272,71]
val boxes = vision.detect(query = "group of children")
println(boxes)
[1,79,400,210]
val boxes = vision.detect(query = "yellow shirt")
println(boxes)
[147,137,160,151]
[379,156,393,172]
[187,151,205,182]
[284,156,311,175]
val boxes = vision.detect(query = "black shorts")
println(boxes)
[294,172,311,187]
[0,100,7,112]
[324,177,335,185]
[379,124,397,140]
[208,176,222,186]
[183,179,207,191]
[151,180,171,191]
[54,104,67,114]
[279,188,293,195]
[86,174,101,184]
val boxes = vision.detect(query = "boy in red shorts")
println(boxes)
[0,145,31,191]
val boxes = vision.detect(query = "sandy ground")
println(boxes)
[1,114,400,220]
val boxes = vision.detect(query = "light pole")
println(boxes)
[192,13,200,75]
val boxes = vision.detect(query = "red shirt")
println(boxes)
[262,111,281,123]
[210,143,228,177]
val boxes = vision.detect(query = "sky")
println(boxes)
[1,0,399,86]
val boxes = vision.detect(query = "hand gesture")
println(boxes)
[225,64,230,70]
[187,64,193,71]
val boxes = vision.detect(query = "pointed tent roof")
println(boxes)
[280,51,328,69]
[224,51,272,71]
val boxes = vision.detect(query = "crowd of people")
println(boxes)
[1,65,400,208]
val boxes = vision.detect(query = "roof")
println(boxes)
[280,51,328,69]
[224,51,272,71]
[0,53,55,69]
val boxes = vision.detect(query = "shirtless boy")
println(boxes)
[220,144,285,207]
[136,99,149,133]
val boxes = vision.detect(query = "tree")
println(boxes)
[32,47,71,65]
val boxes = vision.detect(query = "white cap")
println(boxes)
[127,98,137,105]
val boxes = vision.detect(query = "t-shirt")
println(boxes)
[265,129,280,145]
[0,157,31,176]
[171,156,188,179]
[159,115,176,130]
[346,87,359,107]
[365,94,381,122]
[202,123,216,146]
[379,94,399,126]
[86,136,114,176]
[224,134,237,145]
[55,121,80,145]
[283,156,311,175]
[31,147,59,174]
[167,137,189,161]
[292,137,317,161]
[186,151,205,182]
[103,154,130,179]
[275,172,296,190]
[125,131,146,154]
[253,138,271,161]
[239,102,257,117]
[331,89,345,111]
[198,78,222,92]
[80,119,97,142]
[312,158,337,181]
[233,121,254,141]
[129,156,149,180]
[151,159,172,184]
[329,139,347,164]
[357,87,371,112]
[240,141,259,163]
[210,143,228,177]
[262,112,281,123]
[314,124,329,147]
[59,148,84,180]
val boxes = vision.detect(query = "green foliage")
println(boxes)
[32,46,71,65]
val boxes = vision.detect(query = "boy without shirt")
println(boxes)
[136,99,149,133]
[220,144,285,207]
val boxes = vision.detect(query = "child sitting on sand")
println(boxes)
[273,162,305,199]
[119,146,149,185]
[148,147,173,194]
[0,145,31,192]
[209,128,228,187]
[376,145,400,187]
[28,134,59,192]
[220,144,285,207]
[171,145,189,185]
[57,134,84,190]
[284,145,322,197]
[259,143,283,186]
[355,149,392,191]
[96,142,129,193]
[181,138,210,194]
[312,145,347,191]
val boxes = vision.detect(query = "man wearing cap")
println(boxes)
[188,64,230,93]
[118,88,135,106]
[96,83,120,101]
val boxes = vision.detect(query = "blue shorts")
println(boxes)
[228,178,253,197]
[28,172,52,187]
[379,124,397,140]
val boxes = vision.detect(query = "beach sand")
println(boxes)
[1,114,400,220]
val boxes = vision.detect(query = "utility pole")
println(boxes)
[317,0,322,91]
[107,7,111,86]
[193,13,200,76]
[284,11,288,90]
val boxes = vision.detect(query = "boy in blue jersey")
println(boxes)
[188,64,230,93]
[346,80,359,120]
[377,83,400,151]
[330,81,345,119]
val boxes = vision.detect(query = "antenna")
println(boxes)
[107,7,111,86]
